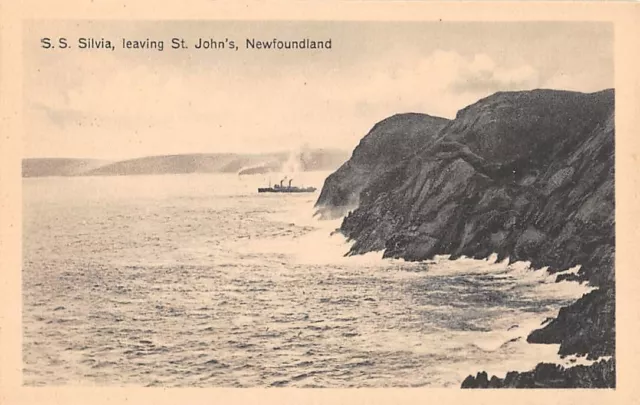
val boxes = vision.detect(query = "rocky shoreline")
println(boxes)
[315,89,615,388]
[461,358,615,388]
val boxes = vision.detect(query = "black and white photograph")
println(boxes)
[17,19,617,389]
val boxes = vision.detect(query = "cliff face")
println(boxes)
[314,113,450,219]
[323,89,615,387]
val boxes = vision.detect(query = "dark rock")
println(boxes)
[527,286,615,359]
[318,88,616,387]
[461,359,615,389]
[476,371,489,387]
[488,376,503,388]
[461,375,478,388]
[314,113,449,219]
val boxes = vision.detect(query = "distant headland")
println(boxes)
[22,149,349,178]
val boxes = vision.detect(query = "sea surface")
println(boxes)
[23,172,593,387]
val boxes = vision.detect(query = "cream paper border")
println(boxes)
[1,1,639,404]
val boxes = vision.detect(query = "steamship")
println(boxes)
[258,177,316,193]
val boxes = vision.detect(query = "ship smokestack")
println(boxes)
[280,179,284,187]
[289,179,293,187]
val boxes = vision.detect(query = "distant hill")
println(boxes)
[22,158,112,178]
[22,149,349,178]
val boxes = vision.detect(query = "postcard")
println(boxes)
[1,1,639,404]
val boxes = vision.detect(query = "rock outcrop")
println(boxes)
[461,358,615,389]
[314,113,450,219]
[319,89,615,387]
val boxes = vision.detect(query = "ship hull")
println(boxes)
[258,187,316,193]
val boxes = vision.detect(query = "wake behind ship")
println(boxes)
[258,178,316,193]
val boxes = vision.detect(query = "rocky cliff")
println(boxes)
[314,113,450,219]
[320,89,615,388]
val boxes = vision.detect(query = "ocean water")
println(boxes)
[22,172,593,387]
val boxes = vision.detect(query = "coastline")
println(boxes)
[316,88,616,388]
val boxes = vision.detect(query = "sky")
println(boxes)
[23,21,613,159]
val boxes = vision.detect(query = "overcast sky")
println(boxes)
[23,21,613,159]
